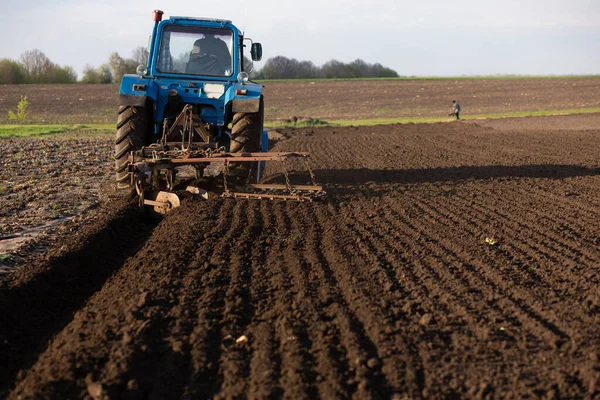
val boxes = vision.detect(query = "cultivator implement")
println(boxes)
[130,146,324,213]
[123,100,325,214]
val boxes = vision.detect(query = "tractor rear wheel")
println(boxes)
[229,98,264,184]
[115,105,148,189]
[230,97,264,153]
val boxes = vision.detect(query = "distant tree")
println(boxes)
[260,56,285,79]
[346,59,364,78]
[20,49,54,83]
[109,52,138,83]
[52,65,78,83]
[0,59,28,84]
[97,64,113,83]
[259,57,400,79]
[18,49,77,83]
[296,60,319,79]
[355,60,398,78]
[373,63,397,78]
[132,46,149,66]
[242,55,252,73]
[321,60,353,79]
[81,64,100,83]
[259,56,308,79]
[82,63,114,84]
[243,55,264,79]
[108,52,126,82]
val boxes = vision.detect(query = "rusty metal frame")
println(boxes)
[131,150,325,202]
[164,104,211,145]
[130,102,326,205]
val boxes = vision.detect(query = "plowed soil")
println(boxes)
[1,115,599,399]
[1,77,600,123]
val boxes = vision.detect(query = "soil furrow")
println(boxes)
[335,196,476,323]
[121,200,241,398]
[343,195,501,339]
[401,193,576,346]
[307,203,417,398]
[247,201,284,399]
[183,199,247,398]
[175,199,236,397]
[213,200,263,399]
[517,183,600,217]
[297,203,381,398]
[452,187,599,286]
[7,199,224,398]
[269,202,320,399]
[379,194,547,343]
[286,203,357,398]
[0,197,155,396]
[316,200,427,399]
[335,194,525,395]
[425,188,589,297]
[479,182,599,257]
[365,194,592,395]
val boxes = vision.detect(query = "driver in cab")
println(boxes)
[186,35,230,76]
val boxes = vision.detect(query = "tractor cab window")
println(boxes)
[157,25,233,77]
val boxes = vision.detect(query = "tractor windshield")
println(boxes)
[157,25,233,77]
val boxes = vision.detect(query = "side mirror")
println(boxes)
[251,43,262,62]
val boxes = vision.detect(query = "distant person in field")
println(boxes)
[448,100,461,120]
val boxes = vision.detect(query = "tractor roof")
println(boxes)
[170,16,233,24]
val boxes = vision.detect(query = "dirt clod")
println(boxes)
[137,292,148,308]
[85,375,103,400]
[366,358,380,369]
[419,313,434,326]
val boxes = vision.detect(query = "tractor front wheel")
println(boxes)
[115,105,148,189]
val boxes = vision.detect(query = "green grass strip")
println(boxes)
[264,107,600,128]
[2,107,598,138]
[0,123,113,139]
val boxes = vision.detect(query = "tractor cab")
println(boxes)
[119,11,264,144]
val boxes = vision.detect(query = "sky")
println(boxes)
[1,0,600,78]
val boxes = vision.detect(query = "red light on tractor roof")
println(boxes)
[153,10,164,22]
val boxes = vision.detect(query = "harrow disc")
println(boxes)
[149,191,181,214]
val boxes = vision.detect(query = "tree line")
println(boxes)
[0,50,77,84]
[1,49,398,84]
[0,48,149,85]
[254,56,398,79]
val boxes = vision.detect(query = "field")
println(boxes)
[1,78,600,125]
[0,79,599,399]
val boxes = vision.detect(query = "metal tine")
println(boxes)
[220,152,325,202]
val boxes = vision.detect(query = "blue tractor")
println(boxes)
[115,10,322,212]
